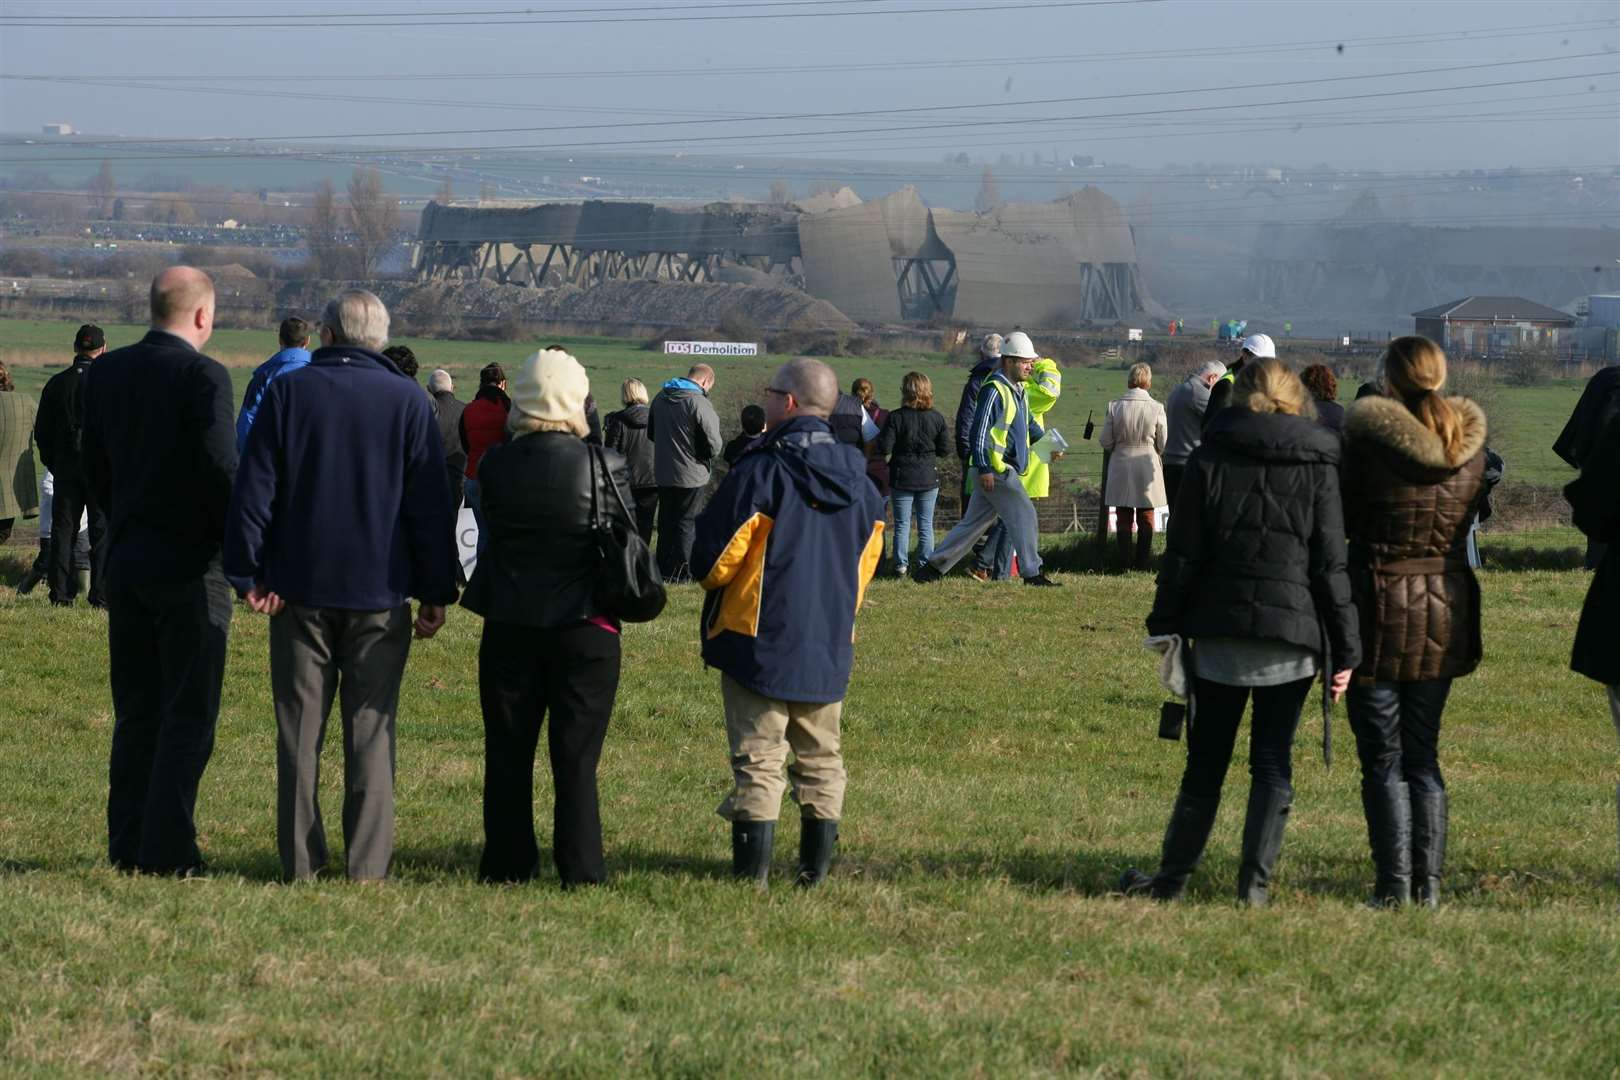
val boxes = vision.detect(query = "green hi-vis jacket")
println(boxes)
[1021,359,1062,498]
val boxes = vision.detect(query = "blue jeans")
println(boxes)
[974,521,1014,579]
[890,487,939,569]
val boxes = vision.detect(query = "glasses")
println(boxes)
[763,387,790,398]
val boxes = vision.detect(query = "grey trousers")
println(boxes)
[925,468,1043,578]
[270,603,413,881]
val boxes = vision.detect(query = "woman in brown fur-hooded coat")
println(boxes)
[1341,336,1488,909]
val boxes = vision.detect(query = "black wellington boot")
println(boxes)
[731,820,775,888]
[16,538,49,595]
[1237,784,1292,908]
[795,817,838,887]
[1362,779,1412,907]
[1119,791,1221,900]
[1411,789,1448,908]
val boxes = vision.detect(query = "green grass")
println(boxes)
[1,538,1617,1075]
[0,316,1592,489]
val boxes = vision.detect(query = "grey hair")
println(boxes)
[427,368,453,393]
[1196,360,1227,380]
[320,289,390,352]
[773,357,837,417]
[509,410,587,439]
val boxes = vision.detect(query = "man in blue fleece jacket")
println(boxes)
[224,289,457,882]
[234,316,312,455]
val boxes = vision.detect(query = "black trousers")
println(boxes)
[446,465,466,518]
[49,470,107,606]
[1347,678,1452,795]
[1164,463,1186,510]
[478,620,621,885]
[1180,676,1313,799]
[630,486,659,543]
[656,485,704,582]
[106,564,231,873]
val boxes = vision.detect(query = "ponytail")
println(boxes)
[1380,337,1469,465]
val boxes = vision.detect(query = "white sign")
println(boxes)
[663,340,760,357]
[457,505,479,581]
[1341,336,1351,346]
[1127,328,1143,342]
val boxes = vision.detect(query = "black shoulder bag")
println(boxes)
[588,444,667,622]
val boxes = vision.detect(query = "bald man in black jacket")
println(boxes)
[81,267,237,876]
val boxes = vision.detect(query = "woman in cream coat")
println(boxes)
[1101,363,1168,569]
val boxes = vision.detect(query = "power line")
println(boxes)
[0,0,1163,29]
[16,17,1611,81]
[0,0,953,19]
[7,51,1608,148]
[24,66,1603,164]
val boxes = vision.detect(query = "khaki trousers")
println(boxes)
[716,675,846,822]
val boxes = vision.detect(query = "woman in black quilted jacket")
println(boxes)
[1122,358,1361,907]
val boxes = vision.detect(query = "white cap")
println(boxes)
[510,347,590,422]
[980,332,1003,358]
[1239,333,1276,359]
[1003,330,1038,359]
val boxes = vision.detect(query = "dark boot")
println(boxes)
[731,820,775,887]
[1362,779,1412,907]
[1119,791,1221,900]
[16,538,49,595]
[1135,516,1154,570]
[1411,788,1448,908]
[1237,784,1292,907]
[795,817,838,887]
[1115,513,1132,568]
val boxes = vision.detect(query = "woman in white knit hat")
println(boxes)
[459,346,639,886]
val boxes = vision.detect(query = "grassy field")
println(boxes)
[0,316,1592,490]
[1,527,1617,1076]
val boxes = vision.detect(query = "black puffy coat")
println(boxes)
[877,406,950,491]
[604,403,655,489]
[1570,411,1620,686]
[1147,407,1361,671]
[460,431,635,628]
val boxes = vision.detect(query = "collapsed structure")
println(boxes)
[414,186,1154,328]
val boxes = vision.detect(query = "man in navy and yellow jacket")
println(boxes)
[690,357,886,889]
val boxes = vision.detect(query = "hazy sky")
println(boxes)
[1,0,1616,172]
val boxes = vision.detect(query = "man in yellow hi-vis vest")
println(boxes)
[973,355,1062,579]
[914,332,1060,587]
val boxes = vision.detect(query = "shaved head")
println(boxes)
[772,357,837,417]
[150,265,215,328]
[688,362,715,390]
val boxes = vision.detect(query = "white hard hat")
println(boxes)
[1238,333,1276,360]
[1003,331,1038,359]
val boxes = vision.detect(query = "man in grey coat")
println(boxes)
[649,362,721,582]
[1163,360,1225,509]
[428,368,467,516]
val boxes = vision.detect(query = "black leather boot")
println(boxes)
[16,538,48,595]
[731,820,775,887]
[1120,791,1221,900]
[1237,784,1292,907]
[1411,789,1448,908]
[795,817,838,887]
[1362,779,1412,907]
